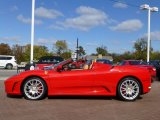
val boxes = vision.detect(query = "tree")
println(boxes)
[151,51,160,60]
[61,51,71,59]
[78,46,86,56]
[54,40,68,55]
[110,53,121,63]
[34,45,50,60]
[121,51,133,60]
[12,44,25,64]
[96,45,108,56]
[0,43,12,55]
[133,38,153,60]
[24,44,51,62]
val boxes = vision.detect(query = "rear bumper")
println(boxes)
[142,78,152,94]
[151,76,158,82]
[143,85,151,94]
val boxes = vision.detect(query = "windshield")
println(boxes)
[129,61,147,65]
[118,61,125,65]
[53,59,72,68]
[43,59,74,70]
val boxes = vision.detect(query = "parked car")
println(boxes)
[5,59,151,101]
[96,58,113,65]
[119,60,156,81]
[0,55,17,69]
[148,60,160,80]
[119,60,147,66]
[35,56,64,70]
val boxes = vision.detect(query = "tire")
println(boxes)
[117,77,141,101]
[22,77,47,100]
[6,64,13,69]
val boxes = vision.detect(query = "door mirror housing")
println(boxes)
[56,65,62,72]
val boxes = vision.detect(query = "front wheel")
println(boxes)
[22,77,47,100]
[117,77,141,101]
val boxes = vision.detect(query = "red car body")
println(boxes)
[119,60,156,81]
[4,60,151,101]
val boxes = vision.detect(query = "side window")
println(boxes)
[129,61,134,65]
[0,57,6,60]
[43,57,50,63]
[48,57,54,63]
[53,58,58,63]
[53,57,64,64]
[38,58,48,63]
[38,59,42,63]
[6,57,12,60]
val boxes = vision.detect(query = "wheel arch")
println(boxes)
[20,75,48,94]
[116,75,143,95]
[5,63,13,68]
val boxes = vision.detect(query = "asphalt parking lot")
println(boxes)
[0,69,17,80]
[0,70,160,120]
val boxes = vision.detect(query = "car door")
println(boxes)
[0,57,6,68]
[48,69,98,95]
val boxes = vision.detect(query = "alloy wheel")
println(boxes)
[23,78,47,100]
[118,78,140,101]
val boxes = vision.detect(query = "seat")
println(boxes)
[83,64,89,70]
[83,59,96,70]
[89,59,96,69]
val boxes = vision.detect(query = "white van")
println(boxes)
[0,55,17,69]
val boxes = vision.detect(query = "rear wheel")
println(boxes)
[6,64,13,69]
[117,77,141,101]
[22,77,47,100]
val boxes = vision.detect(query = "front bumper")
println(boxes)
[4,76,22,95]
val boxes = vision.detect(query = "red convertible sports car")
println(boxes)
[4,59,151,101]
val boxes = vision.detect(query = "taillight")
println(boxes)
[147,67,156,72]
[153,68,156,71]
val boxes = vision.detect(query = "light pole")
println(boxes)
[76,38,79,61]
[140,4,158,62]
[30,0,35,63]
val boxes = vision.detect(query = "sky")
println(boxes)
[0,0,160,55]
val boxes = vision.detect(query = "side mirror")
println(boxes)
[56,66,62,72]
